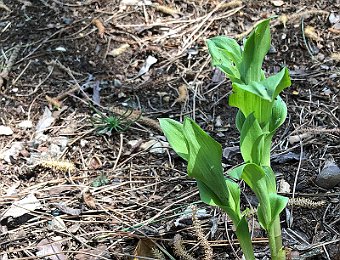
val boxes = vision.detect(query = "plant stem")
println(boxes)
[268,216,285,260]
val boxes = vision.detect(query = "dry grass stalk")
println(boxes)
[288,198,326,209]
[192,205,213,260]
[218,0,242,10]
[40,159,76,173]
[173,234,196,260]
[151,248,166,260]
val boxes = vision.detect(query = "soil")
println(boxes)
[0,0,339,259]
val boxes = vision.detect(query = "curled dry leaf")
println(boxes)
[92,18,105,38]
[83,190,97,209]
[88,156,102,170]
[175,85,188,103]
[108,44,130,57]
[137,55,158,77]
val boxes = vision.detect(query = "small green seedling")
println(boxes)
[91,106,138,135]
[160,19,291,260]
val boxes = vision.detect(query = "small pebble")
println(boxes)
[315,160,340,189]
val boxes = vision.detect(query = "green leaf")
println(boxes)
[269,96,287,132]
[250,134,265,165]
[239,19,271,83]
[235,110,245,132]
[196,180,224,207]
[268,193,288,228]
[240,164,271,229]
[262,67,291,101]
[232,81,272,101]
[228,165,244,180]
[239,113,264,163]
[207,36,242,66]
[183,118,230,206]
[206,36,242,82]
[235,216,256,260]
[159,118,189,161]
[225,178,241,218]
[229,84,273,126]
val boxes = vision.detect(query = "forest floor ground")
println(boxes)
[0,0,339,259]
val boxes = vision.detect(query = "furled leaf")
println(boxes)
[239,19,271,83]
[269,96,287,132]
[228,164,244,180]
[239,113,264,163]
[159,118,188,160]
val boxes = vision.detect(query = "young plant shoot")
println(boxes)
[160,19,291,260]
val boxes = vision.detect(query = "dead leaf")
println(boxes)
[175,85,188,103]
[36,238,66,260]
[134,238,157,259]
[108,44,130,57]
[271,0,284,7]
[83,190,97,209]
[88,156,102,170]
[1,193,41,221]
[92,18,105,38]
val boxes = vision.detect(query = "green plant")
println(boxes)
[91,106,139,135]
[159,19,291,260]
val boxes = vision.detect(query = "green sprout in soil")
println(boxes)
[91,106,139,135]
[159,19,291,260]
